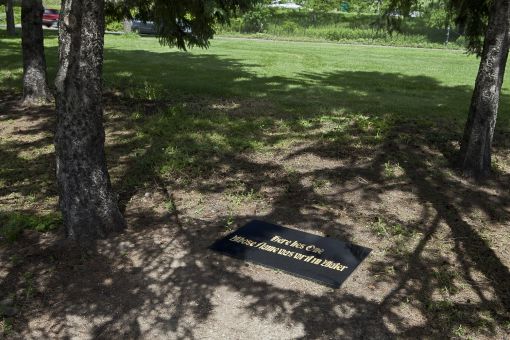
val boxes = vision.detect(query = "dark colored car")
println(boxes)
[42,9,60,28]
[131,20,157,34]
[130,20,192,35]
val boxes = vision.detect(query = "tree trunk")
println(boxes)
[21,0,52,105]
[5,0,15,35]
[55,0,125,245]
[459,0,510,178]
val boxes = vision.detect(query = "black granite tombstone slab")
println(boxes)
[209,220,372,288]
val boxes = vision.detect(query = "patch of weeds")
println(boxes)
[9,255,23,266]
[284,167,301,192]
[383,265,396,276]
[391,238,413,256]
[25,193,37,203]
[396,132,413,145]
[390,223,411,237]
[433,267,460,295]
[452,324,467,338]
[312,178,329,190]
[383,160,404,179]
[164,200,176,213]
[224,209,235,232]
[352,114,374,132]
[492,156,504,173]
[298,117,314,129]
[477,228,493,247]
[240,188,259,202]
[141,81,160,100]
[369,218,417,255]
[426,298,455,313]
[226,180,260,205]
[0,212,62,242]
[192,195,206,215]
[425,298,473,336]
[368,218,416,238]
[22,272,36,299]
[351,113,390,144]
[369,218,390,237]
[473,310,494,332]
[0,318,13,335]
[130,111,143,121]
[431,155,448,169]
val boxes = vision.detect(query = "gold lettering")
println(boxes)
[229,233,349,271]
[259,243,280,253]
[320,259,348,271]
[305,245,324,254]
[278,249,295,257]
[270,235,291,246]
[294,253,305,260]
[229,235,257,247]
[289,241,305,249]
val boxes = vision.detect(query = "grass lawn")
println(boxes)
[1,32,510,338]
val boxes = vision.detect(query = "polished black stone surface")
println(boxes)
[209,220,372,288]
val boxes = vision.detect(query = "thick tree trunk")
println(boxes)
[21,0,52,105]
[5,0,15,35]
[459,0,510,178]
[55,0,125,245]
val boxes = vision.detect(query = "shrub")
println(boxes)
[281,20,299,33]
[106,20,124,32]
[241,5,271,33]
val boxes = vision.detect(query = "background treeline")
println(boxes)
[1,0,466,49]
[215,8,465,49]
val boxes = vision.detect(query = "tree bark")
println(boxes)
[459,0,510,178]
[21,0,52,105]
[55,0,125,245]
[5,0,15,35]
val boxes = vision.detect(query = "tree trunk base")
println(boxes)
[459,0,510,178]
[21,93,54,107]
[55,0,126,245]
[63,203,126,246]
[22,0,52,106]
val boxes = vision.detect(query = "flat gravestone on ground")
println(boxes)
[209,220,372,288]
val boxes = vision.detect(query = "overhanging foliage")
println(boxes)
[106,0,260,49]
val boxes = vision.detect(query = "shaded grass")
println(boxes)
[0,212,61,242]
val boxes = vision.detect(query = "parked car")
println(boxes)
[130,19,192,35]
[131,20,157,35]
[42,9,60,28]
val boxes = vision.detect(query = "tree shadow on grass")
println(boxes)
[1,42,510,338]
